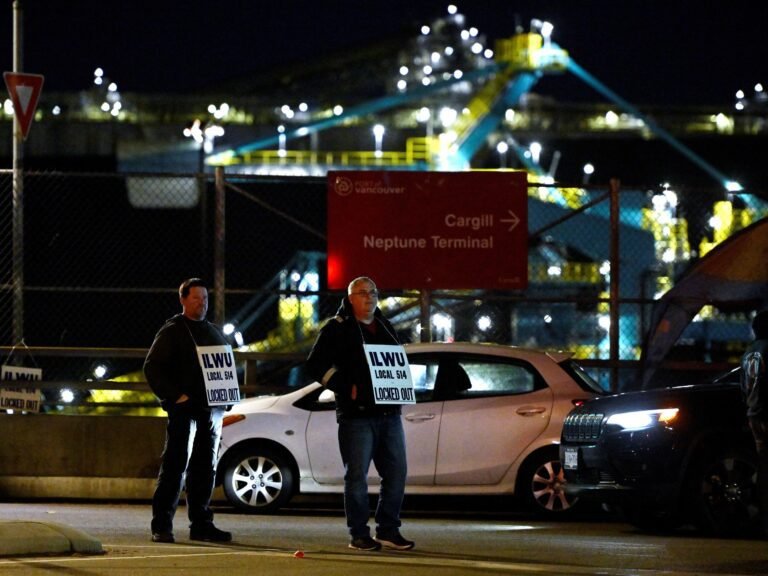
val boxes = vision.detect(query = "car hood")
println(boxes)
[576,381,741,413]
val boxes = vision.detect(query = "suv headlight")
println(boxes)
[606,408,679,431]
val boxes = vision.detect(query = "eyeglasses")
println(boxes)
[350,290,379,298]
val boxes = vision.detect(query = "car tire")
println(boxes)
[685,441,759,536]
[221,445,295,514]
[518,449,578,516]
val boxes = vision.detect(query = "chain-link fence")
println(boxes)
[0,169,760,400]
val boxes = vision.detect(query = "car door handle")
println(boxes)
[405,413,436,422]
[516,406,547,416]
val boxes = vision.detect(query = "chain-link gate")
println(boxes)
[0,168,760,405]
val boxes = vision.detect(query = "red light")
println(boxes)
[327,253,344,289]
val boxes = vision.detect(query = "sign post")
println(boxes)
[5,2,44,342]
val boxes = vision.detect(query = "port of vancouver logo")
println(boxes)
[333,176,354,196]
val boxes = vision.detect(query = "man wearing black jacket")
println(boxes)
[144,278,232,544]
[307,276,414,551]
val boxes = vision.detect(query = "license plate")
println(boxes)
[563,447,578,470]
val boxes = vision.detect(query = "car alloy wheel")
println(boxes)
[222,445,294,513]
[521,450,578,515]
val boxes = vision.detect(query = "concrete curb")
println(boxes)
[0,521,103,557]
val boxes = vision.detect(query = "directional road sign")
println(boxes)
[327,171,528,290]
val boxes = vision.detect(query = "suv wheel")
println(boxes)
[687,443,759,536]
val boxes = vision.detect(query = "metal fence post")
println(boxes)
[609,178,621,391]
[420,289,431,342]
[214,167,226,326]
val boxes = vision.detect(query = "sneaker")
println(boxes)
[348,535,382,551]
[375,532,414,551]
[189,524,232,542]
[151,531,175,543]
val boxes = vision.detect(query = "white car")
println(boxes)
[217,342,604,516]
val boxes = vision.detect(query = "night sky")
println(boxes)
[1,0,765,107]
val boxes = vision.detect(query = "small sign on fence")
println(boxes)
[1,364,43,413]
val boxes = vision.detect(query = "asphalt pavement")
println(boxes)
[4,501,768,575]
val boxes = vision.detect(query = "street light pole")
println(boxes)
[496,140,509,168]
[373,124,385,159]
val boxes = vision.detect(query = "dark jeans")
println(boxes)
[749,417,768,535]
[151,403,224,534]
[337,414,407,539]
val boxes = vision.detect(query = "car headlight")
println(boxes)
[606,408,679,430]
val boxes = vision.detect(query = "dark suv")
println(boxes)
[560,369,761,536]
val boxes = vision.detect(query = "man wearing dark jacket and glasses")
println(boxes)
[307,276,414,551]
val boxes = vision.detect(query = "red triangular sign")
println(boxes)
[3,72,45,140]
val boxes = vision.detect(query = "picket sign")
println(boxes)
[363,344,415,405]
[196,345,240,406]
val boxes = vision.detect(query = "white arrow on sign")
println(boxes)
[500,210,520,231]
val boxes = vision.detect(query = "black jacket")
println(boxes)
[306,297,401,420]
[144,314,229,411]
[742,337,768,419]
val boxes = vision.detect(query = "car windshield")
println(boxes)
[559,360,605,395]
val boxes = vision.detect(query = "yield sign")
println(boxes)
[3,72,45,140]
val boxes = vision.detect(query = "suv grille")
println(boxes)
[562,412,605,442]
